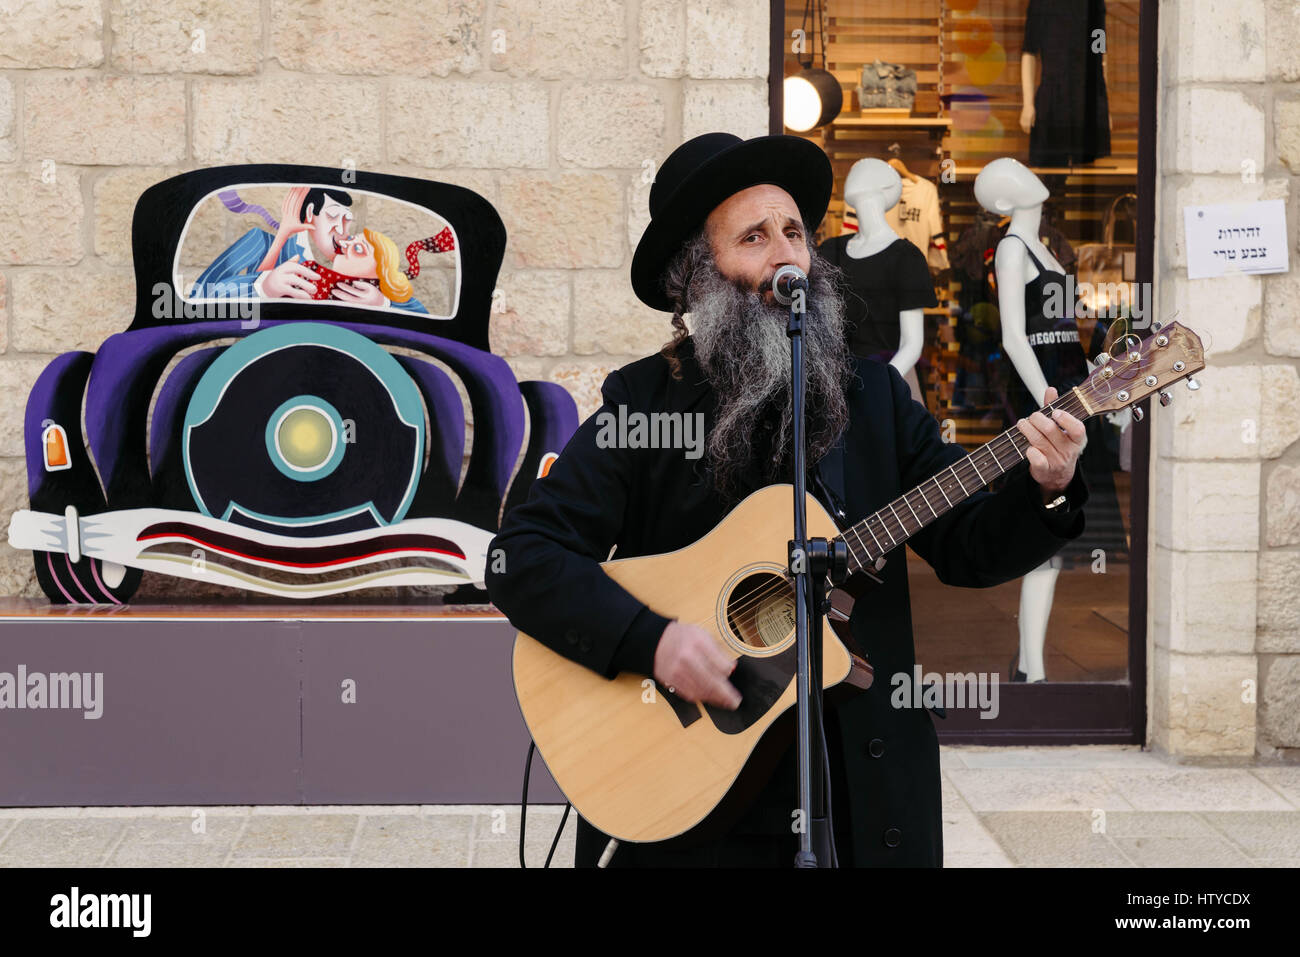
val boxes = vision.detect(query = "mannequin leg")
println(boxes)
[1016,557,1061,683]
[903,366,923,404]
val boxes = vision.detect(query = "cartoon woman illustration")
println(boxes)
[278,228,420,307]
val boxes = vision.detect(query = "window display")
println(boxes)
[782,0,1144,713]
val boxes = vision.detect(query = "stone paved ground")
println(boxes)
[2,747,1297,867]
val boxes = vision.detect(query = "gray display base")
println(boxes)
[0,615,565,807]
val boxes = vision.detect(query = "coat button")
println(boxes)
[564,629,579,645]
[883,827,902,848]
[868,738,885,758]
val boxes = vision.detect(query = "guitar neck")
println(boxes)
[836,388,1093,574]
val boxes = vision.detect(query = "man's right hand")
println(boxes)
[260,256,319,299]
[653,621,742,710]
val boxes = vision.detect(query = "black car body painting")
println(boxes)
[9,166,578,603]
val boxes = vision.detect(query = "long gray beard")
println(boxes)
[688,259,853,503]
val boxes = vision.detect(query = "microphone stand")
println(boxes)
[776,266,848,869]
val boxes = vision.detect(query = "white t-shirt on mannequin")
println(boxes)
[884,177,949,272]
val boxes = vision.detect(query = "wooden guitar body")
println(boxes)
[512,484,855,844]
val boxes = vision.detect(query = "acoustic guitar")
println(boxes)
[512,321,1205,843]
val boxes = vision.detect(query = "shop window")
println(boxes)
[778,0,1149,736]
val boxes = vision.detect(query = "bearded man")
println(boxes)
[485,133,1089,867]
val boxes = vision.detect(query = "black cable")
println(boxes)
[519,738,572,868]
[519,739,535,868]
[545,803,571,868]
[819,707,840,868]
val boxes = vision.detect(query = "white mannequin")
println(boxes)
[841,159,925,398]
[974,157,1064,684]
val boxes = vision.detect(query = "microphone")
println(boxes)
[772,264,809,306]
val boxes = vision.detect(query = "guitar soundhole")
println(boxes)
[725,572,796,650]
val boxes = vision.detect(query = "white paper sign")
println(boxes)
[1184,199,1289,280]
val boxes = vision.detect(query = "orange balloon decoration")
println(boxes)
[953,16,994,57]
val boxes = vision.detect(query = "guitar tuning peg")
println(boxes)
[1159,390,1173,407]
[1132,406,1144,422]
[1186,377,1201,391]
[1095,351,1111,365]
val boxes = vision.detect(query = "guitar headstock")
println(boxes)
[1075,320,1206,418]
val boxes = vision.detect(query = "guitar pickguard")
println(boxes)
[703,643,797,735]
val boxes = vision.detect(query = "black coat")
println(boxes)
[486,337,1088,867]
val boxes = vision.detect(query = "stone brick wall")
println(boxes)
[0,0,771,598]
[1151,0,1300,759]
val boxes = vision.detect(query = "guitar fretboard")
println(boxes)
[836,389,1091,574]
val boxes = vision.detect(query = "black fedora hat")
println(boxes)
[631,132,833,312]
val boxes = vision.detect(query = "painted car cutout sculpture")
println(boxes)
[8,166,578,603]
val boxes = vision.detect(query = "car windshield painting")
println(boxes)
[177,183,460,319]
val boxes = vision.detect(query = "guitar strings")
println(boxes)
[718,389,1088,624]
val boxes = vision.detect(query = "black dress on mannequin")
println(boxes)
[818,235,937,361]
[1001,234,1126,565]
[1023,0,1111,166]
[1001,235,1087,422]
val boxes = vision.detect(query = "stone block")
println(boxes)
[1259,653,1300,748]
[0,359,53,456]
[1152,459,1260,551]
[489,270,570,357]
[557,84,665,169]
[572,270,669,356]
[25,77,186,165]
[388,80,548,169]
[0,77,13,163]
[498,173,624,269]
[1263,271,1300,356]
[0,167,84,266]
[1257,550,1300,653]
[489,0,626,79]
[685,0,769,79]
[0,0,104,68]
[111,0,262,74]
[93,167,183,267]
[640,0,686,78]
[1265,462,1300,546]
[547,359,620,420]
[10,270,135,353]
[1164,0,1265,84]
[270,0,482,76]
[681,79,769,140]
[192,77,382,166]
[1165,272,1260,357]
[1149,646,1256,756]
[1151,547,1257,654]
[1163,88,1265,176]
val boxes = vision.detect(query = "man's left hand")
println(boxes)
[1016,386,1087,502]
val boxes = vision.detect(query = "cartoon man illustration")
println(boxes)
[191,186,426,313]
